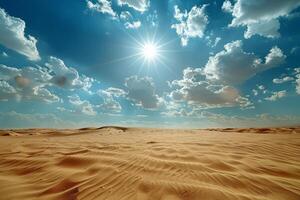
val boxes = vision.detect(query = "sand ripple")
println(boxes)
[0,127,299,200]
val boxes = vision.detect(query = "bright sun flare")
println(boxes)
[142,43,158,60]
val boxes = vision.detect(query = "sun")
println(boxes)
[141,42,158,60]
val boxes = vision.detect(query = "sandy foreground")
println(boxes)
[0,127,299,200]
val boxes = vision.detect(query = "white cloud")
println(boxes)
[164,40,285,111]
[252,85,268,97]
[0,57,94,102]
[0,64,20,80]
[258,85,265,90]
[119,11,131,20]
[86,2,143,28]
[222,0,233,13]
[0,8,40,61]
[105,87,126,97]
[225,0,300,38]
[69,94,96,116]
[97,87,125,113]
[296,75,300,94]
[244,19,280,39]
[264,46,286,68]
[173,84,239,107]
[265,90,287,101]
[0,64,59,103]
[295,68,300,94]
[0,80,17,101]
[118,0,149,13]
[125,76,162,109]
[252,89,258,96]
[237,96,254,109]
[171,5,208,46]
[205,36,221,48]
[169,67,252,109]
[124,21,141,29]
[32,87,60,103]
[120,11,141,29]
[204,40,285,85]
[273,76,294,84]
[45,56,93,91]
[86,0,117,17]
[256,85,267,94]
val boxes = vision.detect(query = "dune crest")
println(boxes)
[0,128,299,200]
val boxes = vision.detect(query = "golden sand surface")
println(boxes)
[0,127,299,200]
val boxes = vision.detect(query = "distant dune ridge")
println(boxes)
[0,127,299,200]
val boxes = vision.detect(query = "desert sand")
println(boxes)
[0,127,299,200]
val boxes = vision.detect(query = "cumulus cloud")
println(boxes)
[45,56,93,91]
[0,8,40,61]
[222,0,233,13]
[69,94,96,116]
[0,64,20,80]
[265,90,287,101]
[243,19,280,39]
[118,0,149,13]
[172,84,239,107]
[204,40,286,85]
[166,40,285,111]
[169,67,252,109]
[171,5,208,46]
[273,76,294,84]
[0,64,59,103]
[97,87,125,112]
[225,0,300,38]
[125,76,162,109]
[0,57,94,102]
[86,0,117,17]
[0,80,17,101]
[97,87,126,113]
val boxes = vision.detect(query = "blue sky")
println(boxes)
[0,0,300,128]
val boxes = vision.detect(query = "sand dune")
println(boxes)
[0,127,299,200]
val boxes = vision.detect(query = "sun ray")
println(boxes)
[98,53,141,66]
